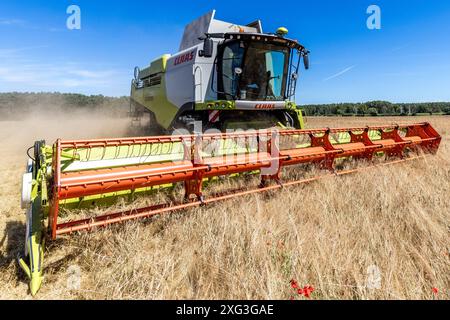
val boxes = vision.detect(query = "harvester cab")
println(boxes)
[130,10,310,133]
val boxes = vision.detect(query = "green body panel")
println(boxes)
[131,54,179,129]
[195,100,236,110]
[195,100,305,130]
[140,54,170,77]
[19,143,49,295]
[18,201,45,296]
[292,109,305,129]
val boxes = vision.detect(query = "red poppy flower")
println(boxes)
[432,287,439,294]
[301,285,314,298]
[297,288,304,295]
[290,279,298,289]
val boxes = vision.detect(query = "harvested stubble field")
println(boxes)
[0,115,449,300]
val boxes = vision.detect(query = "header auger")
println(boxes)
[20,123,441,294]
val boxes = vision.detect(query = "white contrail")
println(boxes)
[323,65,355,81]
[0,18,26,26]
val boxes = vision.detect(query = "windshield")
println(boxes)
[219,41,290,101]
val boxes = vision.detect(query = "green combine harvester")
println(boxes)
[18,11,442,296]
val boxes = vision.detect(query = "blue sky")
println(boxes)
[0,0,449,104]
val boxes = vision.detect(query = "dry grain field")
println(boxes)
[0,114,449,300]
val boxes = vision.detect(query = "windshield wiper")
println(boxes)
[264,71,280,101]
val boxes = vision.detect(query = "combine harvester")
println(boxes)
[19,11,441,295]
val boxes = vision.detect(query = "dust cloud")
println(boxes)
[0,109,131,157]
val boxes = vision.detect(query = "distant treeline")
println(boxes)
[0,92,130,120]
[1,93,449,120]
[302,101,450,116]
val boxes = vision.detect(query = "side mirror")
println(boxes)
[199,38,213,58]
[133,66,140,81]
[303,52,310,70]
